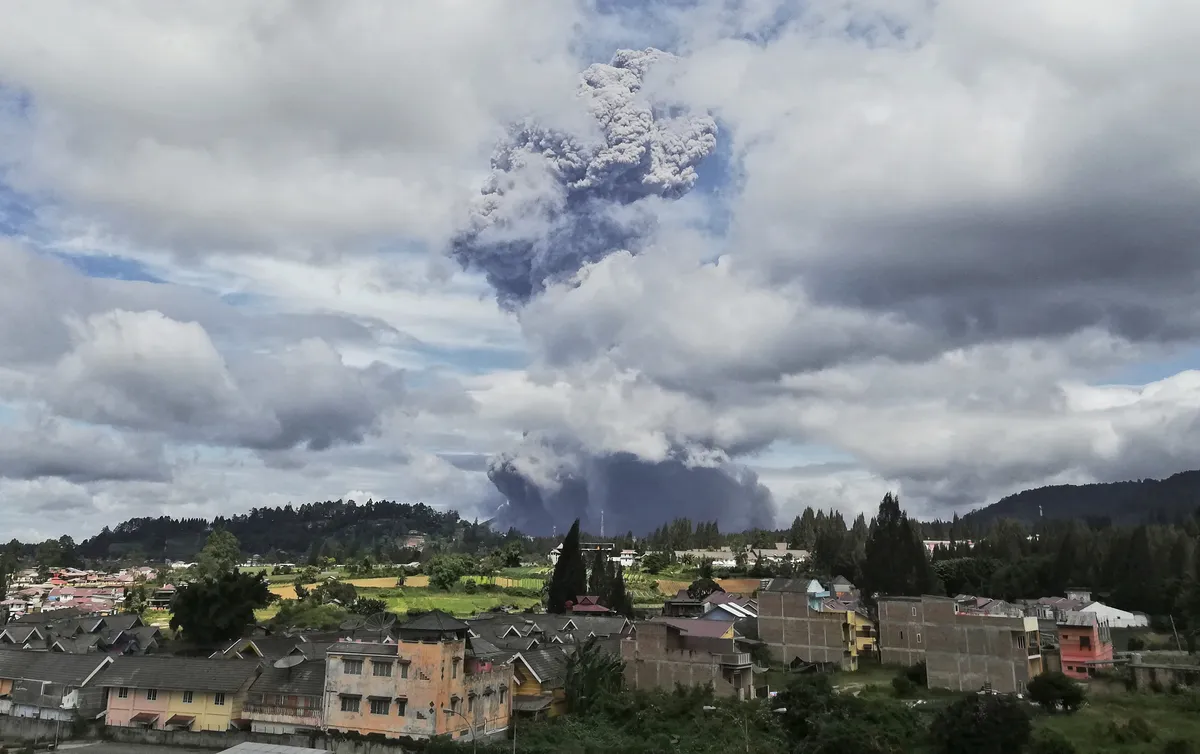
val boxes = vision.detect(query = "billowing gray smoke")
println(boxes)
[451,48,717,307]
[487,439,776,536]
[454,49,776,535]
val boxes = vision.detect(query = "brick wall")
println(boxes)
[758,590,854,669]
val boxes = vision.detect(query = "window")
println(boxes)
[369,698,390,715]
[468,695,475,713]
[372,661,393,677]
[452,658,460,679]
[117,687,129,699]
[910,606,916,616]
[451,697,461,713]
[399,663,409,679]
[899,630,904,641]
[396,698,407,716]
[1080,636,1092,650]
[340,695,361,713]
[1013,632,1027,650]
[499,688,506,706]
[182,691,193,704]
[916,633,922,645]
[213,693,226,706]
[344,659,363,675]
[146,689,157,701]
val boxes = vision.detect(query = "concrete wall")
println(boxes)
[758,590,855,670]
[878,596,1041,694]
[620,625,752,699]
[877,598,926,667]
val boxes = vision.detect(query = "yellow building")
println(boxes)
[99,657,260,731]
[847,609,877,656]
[511,647,569,718]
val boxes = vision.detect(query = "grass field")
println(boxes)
[1036,692,1200,752]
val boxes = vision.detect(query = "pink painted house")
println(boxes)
[1057,611,1113,680]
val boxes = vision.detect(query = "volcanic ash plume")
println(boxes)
[487,438,776,536]
[451,48,718,307]
[452,50,774,534]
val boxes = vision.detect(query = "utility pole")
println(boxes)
[600,509,605,539]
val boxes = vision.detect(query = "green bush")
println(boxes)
[1164,738,1195,754]
[463,579,478,594]
[1107,715,1156,744]
[1027,671,1086,713]
[1029,729,1077,754]
[930,693,1031,754]
[891,675,915,697]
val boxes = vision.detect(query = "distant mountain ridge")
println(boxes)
[962,470,1200,527]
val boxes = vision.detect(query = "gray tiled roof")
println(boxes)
[0,652,110,686]
[248,660,325,698]
[513,647,569,688]
[95,657,260,693]
[1058,611,1101,627]
[401,610,469,632]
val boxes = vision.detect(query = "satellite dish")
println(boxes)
[273,654,304,670]
[339,616,366,632]
[363,612,397,640]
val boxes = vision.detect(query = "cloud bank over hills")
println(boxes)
[2,1,1200,538]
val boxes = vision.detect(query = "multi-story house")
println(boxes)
[620,618,755,699]
[510,647,570,718]
[243,659,325,734]
[878,596,1044,694]
[323,611,512,743]
[1057,611,1114,680]
[757,579,862,671]
[98,657,261,731]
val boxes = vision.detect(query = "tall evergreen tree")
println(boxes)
[548,519,587,613]
[860,493,938,603]
[608,563,634,618]
[587,548,610,599]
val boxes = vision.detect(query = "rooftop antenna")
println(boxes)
[600,510,605,539]
[363,612,397,643]
[339,615,366,637]
[273,653,304,681]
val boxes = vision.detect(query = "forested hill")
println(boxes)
[78,499,507,562]
[962,470,1200,528]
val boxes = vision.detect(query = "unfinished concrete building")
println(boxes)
[620,619,754,699]
[757,579,858,671]
[878,596,1044,694]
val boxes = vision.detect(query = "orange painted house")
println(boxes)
[1057,611,1113,680]
[323,611,512,743]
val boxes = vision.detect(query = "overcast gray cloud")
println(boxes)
[3,1,1200,538]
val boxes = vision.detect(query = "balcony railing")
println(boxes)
[718,653,751,667]
[242,703,321,719]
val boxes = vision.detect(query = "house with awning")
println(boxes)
[98,656,261,731]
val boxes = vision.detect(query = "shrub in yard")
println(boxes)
[463,579,478,594]
[1107,715,1156,744]
[929,693,1031,754]
[1127,636,1146,650]
[1029,729,1077,754]
[904,661,927,686]
[1027,671,1086,713]
[1163,738,1195,754]
[891,674,915,697]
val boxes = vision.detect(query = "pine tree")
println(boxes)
[548,519,587,613]
[587,548,610,599]
[861,493,937,603]
[608,563,634,618]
